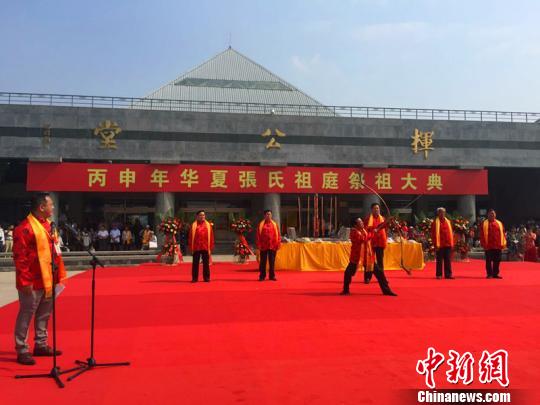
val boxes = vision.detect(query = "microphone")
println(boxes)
[65,223,105,267]
[64,223,82,242]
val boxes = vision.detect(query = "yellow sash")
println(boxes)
[367,214,385,228]
[483,220,506,248]
[258,220,279,243]
[435,217,454,248]
[191,220,212,253]
[27,214,67,298]
[359,229,375,272]
[367,214,386,240]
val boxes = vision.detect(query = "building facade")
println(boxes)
[1,48,540,248]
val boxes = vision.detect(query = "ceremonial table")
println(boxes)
[273,241,425,271]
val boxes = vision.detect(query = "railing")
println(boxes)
[1,91,539,123]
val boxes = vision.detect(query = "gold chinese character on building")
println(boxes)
[150,169,169,188]
[411,129,434,159]
[94,120,122,149]
[349,172,365,190]
[294,171,312,189]
[180,168,199,188]
[401,172,417,190]
[239,171,257,188]
[427,173,443,191]
[88,169,108,188]
[210,170,228,188]
[261,128,286,149]
[375,172,392,190]
[119,168,136,189]
[268,171,285,189]
[322,172,339,190]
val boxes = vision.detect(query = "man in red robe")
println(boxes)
[364,203,388,284]
[431,207,454,279]
[188,210,214,282]
[479,209,506,279]
[13,193,65,365]
[256,210,281,281]
[341,217,397,296]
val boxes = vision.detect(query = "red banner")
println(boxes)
[27,163,488,195]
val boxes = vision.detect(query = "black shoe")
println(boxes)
[383,290,398,296]
[486,275,493,279]
[258,278,265,281]
[436,276,442,279]
[445,276,455,279]
[493,275,503,279]
[269,277,277,281]
[364,273,372,284]
[17,352,36,366]
[33,346,62,357]
[191,280,198,283]
[203,279,210,282]
[340,290,350,295]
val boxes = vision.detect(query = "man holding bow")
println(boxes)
[341,217,397,296]
[364,202,388,284]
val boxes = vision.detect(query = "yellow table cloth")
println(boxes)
[273,241,424,271]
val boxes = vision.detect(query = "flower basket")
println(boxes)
[230,219,253,261]
[157,217,183,264]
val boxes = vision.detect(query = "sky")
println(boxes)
[1,0,539,111]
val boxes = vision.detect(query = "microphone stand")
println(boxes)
[66,226,130,382]
[15,222,80,388]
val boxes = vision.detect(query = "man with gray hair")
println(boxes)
[430,207,454,279]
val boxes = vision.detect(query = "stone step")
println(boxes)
[0,254,159,272]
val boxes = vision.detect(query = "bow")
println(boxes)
[361,181,413,276]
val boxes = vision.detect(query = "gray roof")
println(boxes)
[143,48,333,115]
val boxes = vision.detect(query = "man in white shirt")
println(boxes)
[0,224,4,252]
[110,225,121,251]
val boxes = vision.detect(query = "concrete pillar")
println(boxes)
[458,195,476,224]
[248,195,263,244]
[362,194,380,218]
[49,191,59,225]
[156,192,175,220]
[65,192,84,225]
[155,192,175,244]
[416,197,430,218]
[263,193,281,228]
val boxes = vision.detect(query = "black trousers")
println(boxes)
[435,247,453,278]
[365,247,385,282]
[259,250,276,280]
[485,249,502,277]
[192,250,210,281]
[343,261,390,293]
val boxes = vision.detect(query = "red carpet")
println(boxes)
[0,260,539,404]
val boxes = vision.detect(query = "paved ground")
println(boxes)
[0,271,86,307]
[0,255,237,307]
